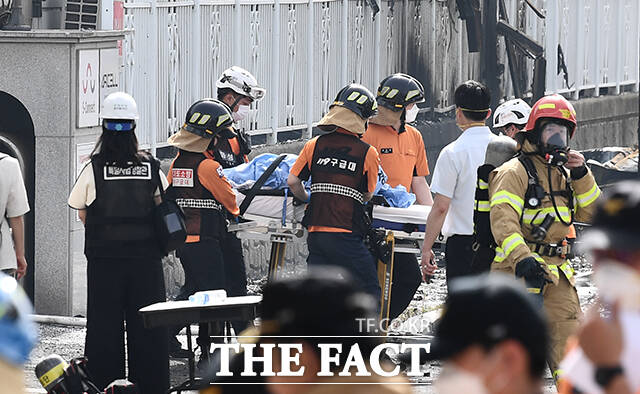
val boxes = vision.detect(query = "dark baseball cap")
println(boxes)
[425,274,549,376]
[579,180,640,253]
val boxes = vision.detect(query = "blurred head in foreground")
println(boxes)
[428,274,548,394]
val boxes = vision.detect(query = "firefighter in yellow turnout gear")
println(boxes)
[488,95,601,379]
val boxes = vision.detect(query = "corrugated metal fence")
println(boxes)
[121,0,639,150]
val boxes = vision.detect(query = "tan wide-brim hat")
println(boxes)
[167,127,211,152]
[317,105,367,135]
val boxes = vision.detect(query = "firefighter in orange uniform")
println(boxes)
[287,84,381,300]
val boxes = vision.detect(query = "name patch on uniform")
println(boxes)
[103,162,151,180]
[380,148,393,154]
[172,168,194,187]
[315,157,358,173]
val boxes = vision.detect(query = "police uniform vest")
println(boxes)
[471,163,496,273]
[303,132,370,234]
[85,154,159,258]
[167,150,227,240]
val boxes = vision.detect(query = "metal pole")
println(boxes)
[573,3,584,100]
[234,0,242,65]
[373,3,380,87]
[270,0,281,144]
[305,0,313,139]
[482,0,499,110]
[594,0,601,97]
[341,0,348,85]
[544,0,558,94]
[193,0,202,101]
[150,0,158,155]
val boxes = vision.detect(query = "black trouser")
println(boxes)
[444,234,474,290]
[221,231,249,334]
[389,252,422,320]
[307,232,381,302]
[174,239,226,353]
[85,256,168,394]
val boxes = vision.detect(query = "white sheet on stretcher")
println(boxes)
[372,204,431,224]
[235,192,306,223]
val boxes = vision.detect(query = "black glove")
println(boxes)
[515,256,548,284]
[570,164,588,180]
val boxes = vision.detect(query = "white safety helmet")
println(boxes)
[493,98,531,129]
[100,92,140,120]
[216,66,266,101]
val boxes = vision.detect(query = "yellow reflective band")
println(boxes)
[386,88,399,98]
[189,112,201,123]
[522,207,571,224]
[478,179,489,190]
[405,89,420,101]
[39,362,67,388]
[198,114,211,125]
[576,183,601,208]
[560,262,574,279]
[526,287,541,294]
[494,247,505,262]
[491,190,524,216]
[379,86,390,96]
[553,369,564,379]
[347,92,361,101]
[548,264,560,279]
[501,233,526,258]
[532,253,545,264]
[475,200,490,212]
[371,101,378,110]
[356,95,368,104]
[216,114,231,127]
[538,103,556,110]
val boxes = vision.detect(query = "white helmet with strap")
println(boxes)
[493,98,531,128]
[100,92,139,120]
[216,66,266,101]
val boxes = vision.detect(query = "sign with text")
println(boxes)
[78,50,100,128]
[99,48,120,111]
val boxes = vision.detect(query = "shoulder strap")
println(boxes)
[239,154,288,215]
[517,154,539,186]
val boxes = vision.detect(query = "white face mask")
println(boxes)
[405,104,420,123]
[593,260,640,310]
[435,364,489,394]
[232,104,251,122]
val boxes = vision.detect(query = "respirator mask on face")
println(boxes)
[232,105,251,122]
[435,364,489,394]
[539,123,569,166]
[404,104,420,123]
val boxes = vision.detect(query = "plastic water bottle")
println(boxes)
[188,289,227,305]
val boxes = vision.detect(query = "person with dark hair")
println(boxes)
[212,66,266,337]
[488,94,600,380]
[421,80,497,287]
[68,92,169,393]
[403,274,549,394]
[166,98,242,369]
[287,84,381,301]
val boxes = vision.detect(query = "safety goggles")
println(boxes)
[220,75,266,101]
[103,120,135,132]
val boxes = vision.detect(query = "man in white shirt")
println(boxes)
[420,80,496,288]
[0,153,30,279]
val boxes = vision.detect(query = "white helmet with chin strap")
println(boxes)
[493,98,531,129]
[216,66,266,102]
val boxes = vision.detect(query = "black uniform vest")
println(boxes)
[85,154,159,258]
[303,132,370,234]
[167,150,227,240]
